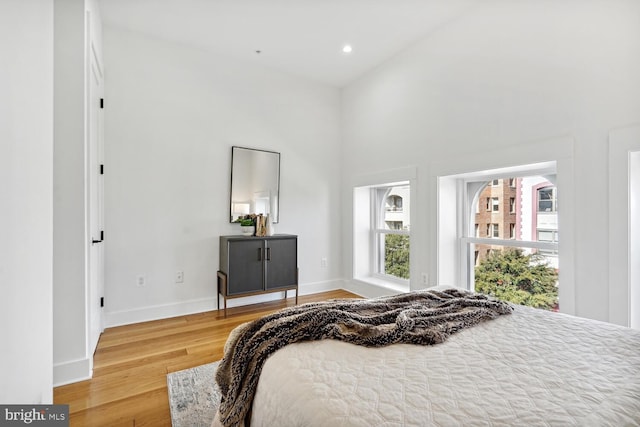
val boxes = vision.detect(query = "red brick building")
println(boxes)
[474,178,519,264]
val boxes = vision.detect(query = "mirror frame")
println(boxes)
[229,146,281,223]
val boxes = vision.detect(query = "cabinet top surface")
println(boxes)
[220,234,297,240]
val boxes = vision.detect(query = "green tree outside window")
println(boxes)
[474,248,558,310]
[385,234,410,280]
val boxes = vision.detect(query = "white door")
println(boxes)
[88,37,104,355]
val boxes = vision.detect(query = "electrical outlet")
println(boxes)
[136,274,146,287]
[175,270,184,283]
[320,257,328,268]
[421,273,428,286]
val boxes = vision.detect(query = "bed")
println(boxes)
[213,287,640,426]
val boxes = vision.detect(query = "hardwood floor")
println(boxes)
[53,290,360,426]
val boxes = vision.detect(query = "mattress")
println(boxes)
[246,304,640,426]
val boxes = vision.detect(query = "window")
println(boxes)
[354,181,411,284]
[537,187,557,212]
[437,167,560,311]
[487,197,500,211]
[353,168,414,291]
[467,175,559,310]
[491,179,500,186]
[386,195,403,212]
[386,221,403,230]
[537,229,559,257]
[538,230,557,242]
[486,223,499,238]
[374,184,410,281]
[436,140,575,315]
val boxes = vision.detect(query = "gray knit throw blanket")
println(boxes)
[215,288,513,427]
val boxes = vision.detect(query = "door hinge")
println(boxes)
[100,297,104,308]
[100,98,104,109]
[100,164,104,175]
[92,230,104,244]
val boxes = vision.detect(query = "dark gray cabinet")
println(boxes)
[218,234,298,316]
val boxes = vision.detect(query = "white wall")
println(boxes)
[102,27,343,326]
[53,0,89,385]
[609,124,640,329]
[341,0,640,323]
[631,151,640,328]
[0,0,54,403]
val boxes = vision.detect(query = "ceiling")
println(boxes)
[98,0,475,88]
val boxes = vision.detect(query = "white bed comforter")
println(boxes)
[248,305,640,426]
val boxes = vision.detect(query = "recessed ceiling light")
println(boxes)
[342,44,353,54]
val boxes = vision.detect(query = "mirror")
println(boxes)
[230,146,280,223]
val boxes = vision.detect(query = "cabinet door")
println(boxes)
[227,239,264,295]
[265,238,297,290]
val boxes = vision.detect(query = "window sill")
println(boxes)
[353,275,410,294]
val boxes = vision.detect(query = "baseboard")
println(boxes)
[104,280,346,328]
[298,279,345,295]
[105,296,217,328]
[53,357,92,387]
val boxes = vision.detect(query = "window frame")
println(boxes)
[491,223,499,238]
[537,186,557,213]
[462,175,559,291]
[433,136,575,316]
[352,166,416,293]
[372,184,411,284]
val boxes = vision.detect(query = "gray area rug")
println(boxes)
[167,361,221,427]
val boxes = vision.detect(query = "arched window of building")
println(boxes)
[386,195,403,212]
